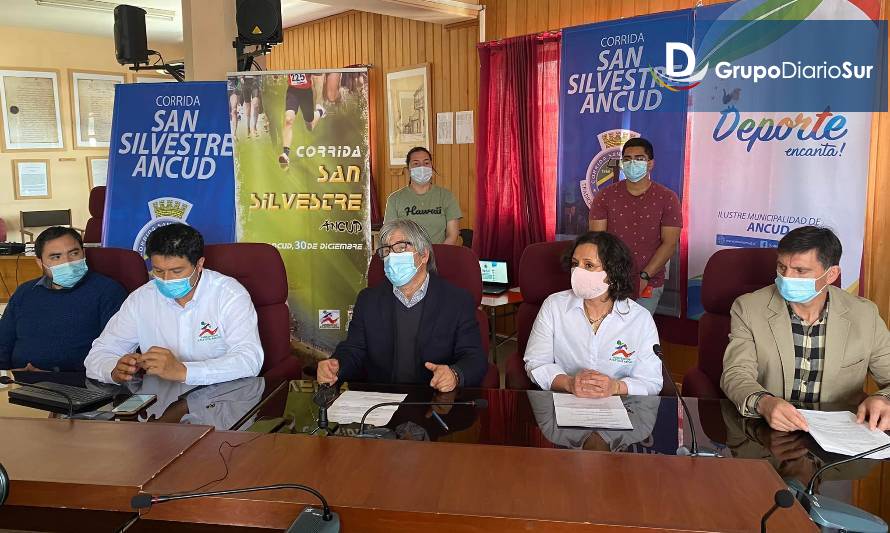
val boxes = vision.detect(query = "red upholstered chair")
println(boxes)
[368,244,500,388]
[83,186,106,244]
[84,247,148,293]
[504,241,572,390]
[681,248,841,398]
[202,243,301,380]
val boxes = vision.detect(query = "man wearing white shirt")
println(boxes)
[85,224,263,386]
[524,232,663,397]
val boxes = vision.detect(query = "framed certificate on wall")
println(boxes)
[0,69,64,151]
[12,159,51,199]
[86,155,108,189]
[70,70,125,148]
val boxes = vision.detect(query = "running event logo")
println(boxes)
[133,197,193,258]
[609,340,636,363]
[318,309,341,330]
[198,321,221,341]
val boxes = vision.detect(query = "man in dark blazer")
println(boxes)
[317,219,487,391]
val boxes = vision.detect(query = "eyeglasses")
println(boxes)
[376,240,413,258]
[621,156,649,162]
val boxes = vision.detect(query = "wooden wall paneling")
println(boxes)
[505,0,517,42]
[635,0,652,17]
[515,1,528,36]
[569,0,584,26]
[547,0,561,33]
[467,27,478,230]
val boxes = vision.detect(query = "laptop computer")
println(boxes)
[480,260,509,294]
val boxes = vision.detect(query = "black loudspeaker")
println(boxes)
[114,5,149,65]
[236,0,283,46]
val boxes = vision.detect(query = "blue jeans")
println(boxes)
[636,285,664,315]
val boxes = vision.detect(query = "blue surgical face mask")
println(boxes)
[49,259,88,288]
[775,269,831,303]
[384,251,419,287]
[621,160,649,182]
[154,267,199,299]
[409,166,433,184]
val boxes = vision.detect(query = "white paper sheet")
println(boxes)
[455,111,474,144]
[328,390,408,427]
[553,393,633,430]
[800,410,890,459]
[436,112,453,144]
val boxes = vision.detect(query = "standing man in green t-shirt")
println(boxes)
[383,147,462,245]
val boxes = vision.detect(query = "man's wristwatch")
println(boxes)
[639,271,651,281]
[751,391,773,414]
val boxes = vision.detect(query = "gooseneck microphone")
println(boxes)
[806,441,890,495]
[0,462,9,506]
[132,484,339,532]
[652,344,719,458]
[357,399,489,437]
[760,489,794,532]
[788,441,890,531]
[0,375,74,418]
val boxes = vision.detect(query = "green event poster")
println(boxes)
[229,70,371,354]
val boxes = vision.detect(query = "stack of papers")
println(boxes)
[327,390,408,427]
[553,393,633,430]
[800,410,890,459]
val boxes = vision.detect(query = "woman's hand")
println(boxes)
[571,370,619,398]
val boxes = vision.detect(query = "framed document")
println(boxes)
[132,73,175,83]
[12,159,51,199]
[0,69,64,151]
[70,71,125,148]
[386,64,431,166]
[86,156,108,189]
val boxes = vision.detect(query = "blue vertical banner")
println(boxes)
[104,82,236,254]
[558,11,693,315]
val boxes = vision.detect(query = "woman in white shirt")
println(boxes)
[524,231,663,397]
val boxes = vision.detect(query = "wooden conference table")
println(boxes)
[0,373,852,531]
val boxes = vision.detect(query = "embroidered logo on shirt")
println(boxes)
[197,321,221,342]
[318,309,341,330]
[609,340,635,363]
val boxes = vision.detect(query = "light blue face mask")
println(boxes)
[775,270,830,303]
[621,160,649,182]
[49,259,88,288]
[154,267,198,299]
[384,251,419,287]
[410,166,433,184]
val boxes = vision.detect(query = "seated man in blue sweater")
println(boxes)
[0,226,127,372]
[316,219,487,392]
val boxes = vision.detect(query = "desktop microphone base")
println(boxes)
[354,427,397,439]
[677,446,722,457]
[286,507,340,532]
[787,479,888,533]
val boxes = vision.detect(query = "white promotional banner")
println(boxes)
[685,0,877,319]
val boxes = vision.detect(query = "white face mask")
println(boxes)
[571,267,609,300]
[410,166,433,184]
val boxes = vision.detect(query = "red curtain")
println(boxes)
[475,33,560,282]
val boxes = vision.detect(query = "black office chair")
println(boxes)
[20,210,83,243]
[459,228,473,248]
